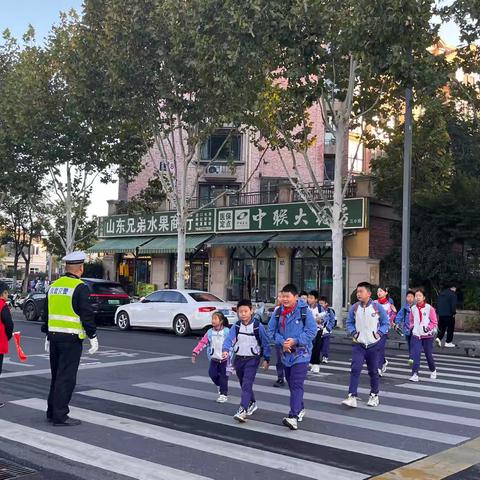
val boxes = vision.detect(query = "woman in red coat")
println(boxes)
[0,281,14,408]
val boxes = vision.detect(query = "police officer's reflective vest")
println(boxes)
[48,276,86,339]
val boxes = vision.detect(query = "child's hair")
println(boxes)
[357,281,372,293]
[308,289,319,299]
[319,295,329,304]
[0,282,8,296]
[299,290,308,297]
[237,299,253,310]
[212,311,229,327]
[281,283,299,296]
[406,290,415,297]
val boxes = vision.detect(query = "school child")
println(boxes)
[0,281,14,408]
[395,290,415,366]
[192,312,230,403]
[318,296,336,364]
[374,287,397,376]
[222,299,271,423]
[343,282,389,408]
[269,284,316,430]
[271,293,285,387]
[308,291,336,373]
[299,291,308,303]
[409,289,437,382]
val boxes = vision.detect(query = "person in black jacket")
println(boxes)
[435,285,457,348]
[0,281,14,408]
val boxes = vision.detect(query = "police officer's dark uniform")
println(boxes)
[41,251,98,426]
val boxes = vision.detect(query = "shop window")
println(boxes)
[199,183,239,207]
[227,248,276,303]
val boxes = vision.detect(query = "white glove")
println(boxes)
[44,337,50,353]
[88,336,99,355]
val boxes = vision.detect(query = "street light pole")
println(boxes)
[401,85,413,302]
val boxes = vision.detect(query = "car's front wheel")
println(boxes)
[24,302,38,322]
[173,315,191,336]
[116,311,131,331]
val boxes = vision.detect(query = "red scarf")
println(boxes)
[417,302,426,310]
[378,297,388,305]
[280,304,295,330]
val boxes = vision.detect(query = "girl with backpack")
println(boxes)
[409,289,437,382]
[374,287,397,376]
[192,311,230,403]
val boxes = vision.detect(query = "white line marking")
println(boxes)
[81,387,422,463]
[0,418,211,480]
[395,383,480,398]
[12,397,367,480]
[1,355,187,378]
[183,376,478,435]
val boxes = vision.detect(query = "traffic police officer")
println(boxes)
[42,251,99,426]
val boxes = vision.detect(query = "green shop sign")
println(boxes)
[98,198,366,238]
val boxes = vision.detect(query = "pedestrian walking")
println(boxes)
[395,290,415,366]
[342,282,389,408]
[41,251,99,426]
[0,281,14,408]
[308,291,336,373]
[374,287,397,376]
[192,312,230,403]
[409,288,437,382]
[270,293,285,388]
[268,284,316,430]
[222,299,270,423]
[436,284,457,348]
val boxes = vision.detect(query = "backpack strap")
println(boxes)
[300,305,307,325]
[253,317,261,345]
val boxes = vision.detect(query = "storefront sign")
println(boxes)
[98,198,366,238]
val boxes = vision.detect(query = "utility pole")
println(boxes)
[401,86,413,302]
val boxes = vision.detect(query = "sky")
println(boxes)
[0,1,463,217]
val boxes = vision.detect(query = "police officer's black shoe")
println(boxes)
[273,378,285,387]
[53,417,82,426]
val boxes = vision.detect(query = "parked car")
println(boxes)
[115,289,237,336]
[22,278,130,325]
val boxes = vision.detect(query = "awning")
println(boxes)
[268,232,332,249]
[207,233,276,248]
[138,234,212,254]
[87,237,153,254]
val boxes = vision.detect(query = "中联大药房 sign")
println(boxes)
[98,199,366,237]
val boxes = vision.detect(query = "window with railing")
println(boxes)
[200,129,242,163]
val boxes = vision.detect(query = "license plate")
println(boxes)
[108,299,121,305]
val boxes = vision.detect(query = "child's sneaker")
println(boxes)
[341,394,357,408]
[216,394,228,403]
[273,378,285,388]
[367,393,379,407]
[409,373,419,382]
[435,338,442,347]
[321,356,329,364]
[246,401,258,416]
[233,407,247,423]
[381,359,389,374]
[311,364,320,374]
[407,358,414,366]
[282,416,298,430]
[430,370,437,379]
[377,368,383,377]
[297,409,306,422]
[444,342,456,348]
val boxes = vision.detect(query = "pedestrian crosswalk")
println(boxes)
[3,351,480,480]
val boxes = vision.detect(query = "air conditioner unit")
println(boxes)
[207,165,221,174]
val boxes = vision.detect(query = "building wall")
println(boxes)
[209,247,229,299]
[369,216,396,260]
[151,256,170,289]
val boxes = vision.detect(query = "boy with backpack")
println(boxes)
[268,284,317,430]
[342,281,389,408]
[222,299,270,423]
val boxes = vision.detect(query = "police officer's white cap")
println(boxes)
[62,251,86,264]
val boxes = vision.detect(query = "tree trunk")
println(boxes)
[65,163,74,254]
[176,218,187,290]
[331,112,346,326]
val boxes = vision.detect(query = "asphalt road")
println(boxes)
[0,312,479,480]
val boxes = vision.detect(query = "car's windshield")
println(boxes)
[188,292,223,303]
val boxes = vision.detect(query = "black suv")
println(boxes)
[23,278,130,325]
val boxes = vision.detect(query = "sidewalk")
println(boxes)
[330,328,480,357]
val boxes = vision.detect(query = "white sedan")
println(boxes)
[115,289,237,336]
